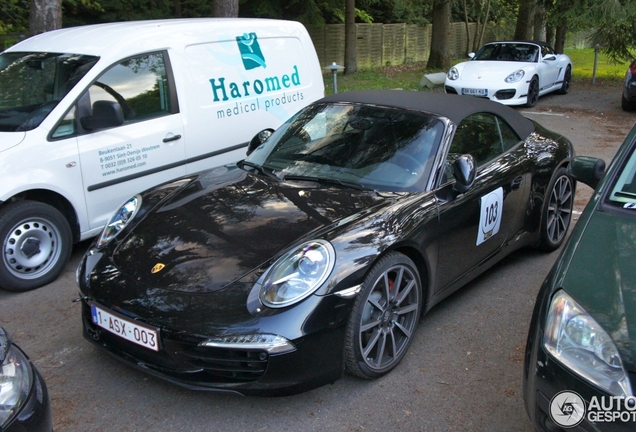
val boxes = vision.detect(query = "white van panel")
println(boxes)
[0,18,324,291]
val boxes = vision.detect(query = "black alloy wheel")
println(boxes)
[344,252,422,379]
[539,167,574,251]
[526,77,539,107]
[557,65,571,94]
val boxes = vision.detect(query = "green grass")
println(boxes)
[565,48,630,83]
[324,48,630,94]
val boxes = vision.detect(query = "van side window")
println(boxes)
[87,52,172,124]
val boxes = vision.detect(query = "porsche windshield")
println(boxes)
[0,52,98,132]
[245,102,445,192]
[473,43,539,62]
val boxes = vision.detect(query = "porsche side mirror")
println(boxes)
[568,156,606,189]
[542,54,556,62]
[453,154,476,194]
[468,52,475,59]
[81,100,124,130]
[247,128,274,156]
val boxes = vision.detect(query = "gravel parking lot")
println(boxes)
[1,80,634,431]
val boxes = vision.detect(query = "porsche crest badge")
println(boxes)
[151,263,166,274]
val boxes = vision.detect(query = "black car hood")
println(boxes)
[113,166,388,293]
[560,209,636,372]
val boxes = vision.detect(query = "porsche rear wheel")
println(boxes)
[0,201,72,291]
[526,77,539,107]
[557,66,571,94]
[538,168,574,251]
[344,252,422,379]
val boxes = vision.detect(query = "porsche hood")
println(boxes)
[457,61,530,82]
[111,166,388,293]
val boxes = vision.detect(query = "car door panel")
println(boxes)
[433,113,529,294]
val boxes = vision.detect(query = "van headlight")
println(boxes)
[505,70,525,83]
[0,328,32,429]
[97,195,141,248]
[543,290,633,397]
[260,240,335,308]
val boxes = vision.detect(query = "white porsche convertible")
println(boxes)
[444,41,572,107]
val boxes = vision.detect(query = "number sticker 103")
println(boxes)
[477,187,504,246]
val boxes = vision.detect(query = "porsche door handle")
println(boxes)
[511,176,523,190]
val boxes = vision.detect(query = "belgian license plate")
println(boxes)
[462,88,487,96]
[91,303,159,351]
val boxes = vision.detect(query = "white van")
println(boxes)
[0,18,324,291]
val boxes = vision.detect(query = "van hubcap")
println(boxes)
[4,218,61,279]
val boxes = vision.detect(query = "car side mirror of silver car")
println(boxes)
[247,128,274,156]
[452,154,476,194]
[568,156,606,189]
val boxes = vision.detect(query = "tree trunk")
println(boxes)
[463,0,471,55]
[29,0,62,35]
[533,4,545,41]
[344,0,357,74]
[553,0,571,53]
[213,0,238,17]
[514,0,534,40]
[428,0,451,70]
[554,23,567,53]
[474,0,491,51]
[546,26,555,47]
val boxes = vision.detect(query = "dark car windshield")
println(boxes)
[245,102,445,192]
[607,146,636,211]
[473,43,539,62]
[0,52,98,132]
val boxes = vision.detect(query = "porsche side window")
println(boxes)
[85,52,172,126]
[450,113,504,166]
[496,117,521,151]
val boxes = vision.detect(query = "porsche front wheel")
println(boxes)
[526,77,539,107]
[344,252,422,379]
[538,168,574,251]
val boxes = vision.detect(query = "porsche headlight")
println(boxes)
[543,290,633,397]
[447,67,459,80]
[0,328,32,429]
[505,69,525,83]
[97,195,141,248]
[260,240,335,308]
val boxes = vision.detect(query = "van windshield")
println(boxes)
[0,52,98,132]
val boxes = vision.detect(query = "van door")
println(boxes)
[74,51,186,230]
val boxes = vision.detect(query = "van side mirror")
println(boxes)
[81,101,124,130]
[452,154,476,194]
[247,129,274,156]
[568,156,606,189]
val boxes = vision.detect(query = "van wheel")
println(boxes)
[0,201,72,292]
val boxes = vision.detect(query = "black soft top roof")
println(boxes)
[485,40,553,49]
[319,90,535,138]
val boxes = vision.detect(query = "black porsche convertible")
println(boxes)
[76,90,575,396]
